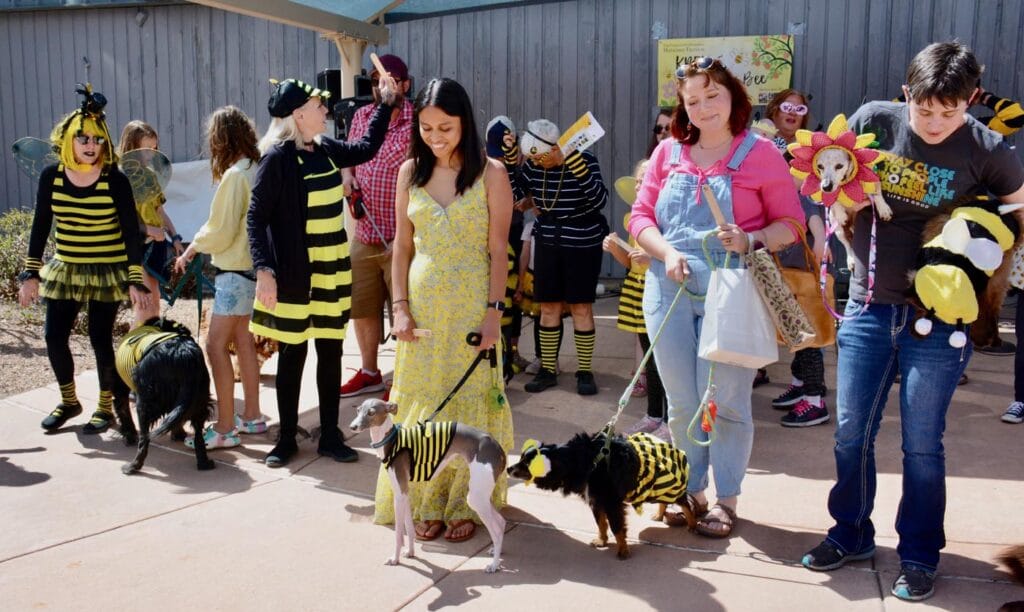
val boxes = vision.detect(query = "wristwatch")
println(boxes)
[487,300,506,312]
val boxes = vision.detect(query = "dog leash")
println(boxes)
[143,241,216,324]
[821,204,878,320]
[421,332,500,424]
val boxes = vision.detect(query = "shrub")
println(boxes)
[0,208,52,302]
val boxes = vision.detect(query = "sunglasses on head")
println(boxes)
[780,101,808,115]
[676,56,723,78]
[74,135,106,145]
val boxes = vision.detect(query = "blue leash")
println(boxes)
[142,241,215,321]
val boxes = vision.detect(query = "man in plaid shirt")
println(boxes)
[340,54,414,398]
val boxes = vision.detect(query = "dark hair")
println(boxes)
[409,78,484,195]
[670,58,752,145]
[765,88,810,130]
[905,41,983,106]
[646,109,673,157]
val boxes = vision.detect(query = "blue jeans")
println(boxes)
[824,301,970,571]
[644,272,756,499]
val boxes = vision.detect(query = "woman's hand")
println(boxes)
[255,270,277,310]
[601,234,615,253]
[170,236,185,257]
[478,308,501,352]
[628,249,651,269]
[664,249,690,284]
[129,284,151,312]
[717,223,751,254]
[18,278,39,308]
[376,74,399,106]
[146,225,165,241]
[392,302,417,342]
[174,245,196,274]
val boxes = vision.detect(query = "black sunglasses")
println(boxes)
[652,125,668,134]
[676,56,723,78]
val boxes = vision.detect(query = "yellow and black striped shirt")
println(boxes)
[624,432,689,511]
[383,421,457,481]
[26,164,142,283]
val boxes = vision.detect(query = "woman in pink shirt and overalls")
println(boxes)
[630,57,803,538]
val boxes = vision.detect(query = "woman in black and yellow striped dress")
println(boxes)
[18,86,148,434]
[248,76,399,468]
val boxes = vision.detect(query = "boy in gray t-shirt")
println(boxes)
[800,42,1024,602]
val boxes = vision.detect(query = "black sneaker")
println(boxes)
[525,369,558,393]
[976,339,1016,356]
[317,440,359,463]
[575,371,598,396]
[265,439,299,468]
[41,403,83,431]
[801,540,875,571]
[771,385,805,408]
[891,565,936,601]
[781,399,830,428]
[82,409,114,435]
[753,368,770,387]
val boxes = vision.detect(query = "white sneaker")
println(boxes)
[1002,401,1024,424]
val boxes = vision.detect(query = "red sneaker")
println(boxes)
[339,368,385,397]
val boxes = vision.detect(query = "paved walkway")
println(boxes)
[1,297,1021,610]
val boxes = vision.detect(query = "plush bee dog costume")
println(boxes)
[909,200,1023,347]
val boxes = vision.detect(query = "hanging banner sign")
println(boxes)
[657,35,794,107]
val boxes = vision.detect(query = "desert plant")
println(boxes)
[0,208,53,302]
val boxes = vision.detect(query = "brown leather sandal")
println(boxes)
[444,519,477,542]
[664,493,707,528]
[415,520,445,541]
[695,503,737,538]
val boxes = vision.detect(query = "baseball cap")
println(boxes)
[371,54,409,81]
[267,78,330,118]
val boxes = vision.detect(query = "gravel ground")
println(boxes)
[0,298,203,398]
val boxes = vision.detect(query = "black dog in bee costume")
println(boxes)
[908,199,1023,347]
[112,317,214,474]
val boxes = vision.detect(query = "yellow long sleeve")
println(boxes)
[189,160,256,270]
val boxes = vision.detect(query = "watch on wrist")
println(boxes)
[487,300,506,312]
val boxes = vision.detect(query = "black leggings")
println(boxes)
[790,347,826,396]
[44,298,120,392]
[275,338,343,443]
[638,333,667,420]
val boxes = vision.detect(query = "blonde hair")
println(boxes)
[257,115,319,154]
[205,106,260,181]
[117,120,159,155]
[50,112,115,172]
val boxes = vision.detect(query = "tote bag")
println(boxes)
[697,263,779,369]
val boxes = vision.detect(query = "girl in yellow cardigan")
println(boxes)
[175,106,264,449]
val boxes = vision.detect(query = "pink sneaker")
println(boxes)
[631,373,648,398]
[625,415,663,435]
[650,422,672,443]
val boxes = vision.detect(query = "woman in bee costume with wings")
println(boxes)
[17,84,149,434]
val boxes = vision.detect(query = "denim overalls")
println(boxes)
[642,131,759,498]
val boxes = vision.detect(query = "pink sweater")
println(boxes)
[629,131,804,240]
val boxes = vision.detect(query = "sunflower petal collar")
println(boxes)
[787,114,884,208]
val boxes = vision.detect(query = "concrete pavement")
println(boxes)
[1,296,1021,611]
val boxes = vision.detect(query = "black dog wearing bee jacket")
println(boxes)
[507,430,696,559]
[113,317,214,475]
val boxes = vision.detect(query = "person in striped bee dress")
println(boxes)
[248,76,400,468]
[18,86,149,434]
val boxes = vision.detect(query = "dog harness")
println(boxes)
[383,421,457,481]
[624,433,689,511]
[115,323,186,391]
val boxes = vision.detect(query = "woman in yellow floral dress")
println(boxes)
[374,77,514,543]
